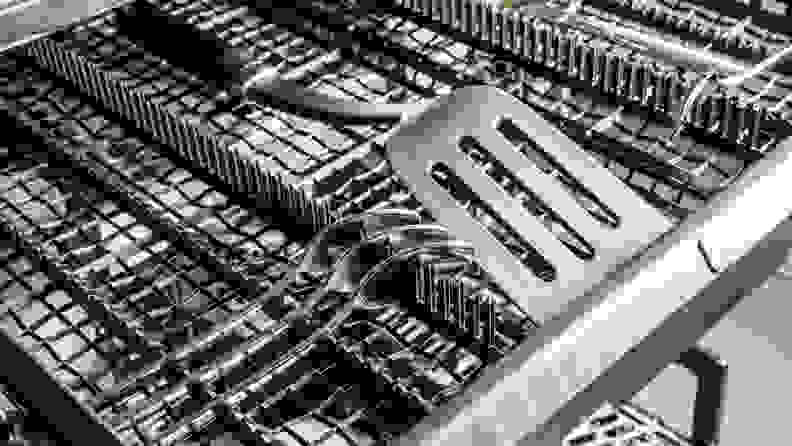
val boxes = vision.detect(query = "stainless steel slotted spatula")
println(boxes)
[385,85,673,321]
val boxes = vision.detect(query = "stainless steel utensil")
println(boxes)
[99,209,422,421]
[219,83,672,366]
[385,85,672,321]
[116,0,430,124]
[151,223,472,444]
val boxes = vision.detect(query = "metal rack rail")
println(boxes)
[0,0,791,445]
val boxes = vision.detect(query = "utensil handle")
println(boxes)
[116,0,254,87]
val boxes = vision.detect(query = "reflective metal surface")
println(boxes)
[1,0,791,445]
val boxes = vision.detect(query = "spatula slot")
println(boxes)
[428,162,557,282]
[495,118,620,228]
[457,136,596,261]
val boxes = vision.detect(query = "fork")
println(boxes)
[96,208,420,413]
[147,223,471,442]
[100,213,436,425]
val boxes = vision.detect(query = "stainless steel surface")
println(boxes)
[393,135,792,446]
[637,270,792,446]
[386,85,671,321]
[0,0,790,445]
